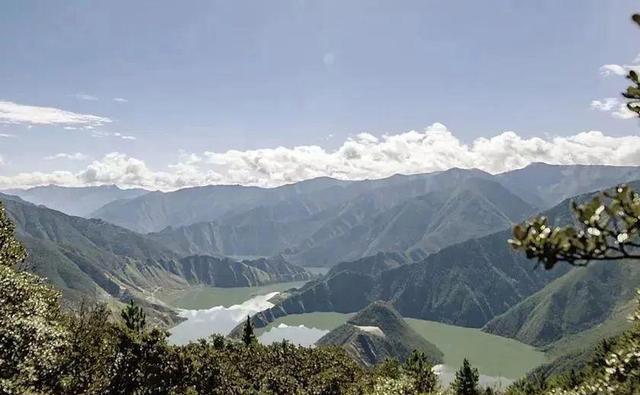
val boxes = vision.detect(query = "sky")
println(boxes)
[1,0,640,190]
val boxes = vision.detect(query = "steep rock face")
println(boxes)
[317,301,443,366]
[483,261,640,347]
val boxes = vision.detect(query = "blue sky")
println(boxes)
[1,1,639,189]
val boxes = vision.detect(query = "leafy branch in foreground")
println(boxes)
[623,14,640,117]
[509,185,640,269]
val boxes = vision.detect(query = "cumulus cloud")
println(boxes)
[2,125,640,190]
[44,152,89,161]
[591,97,637,119]
[0,100,111,127]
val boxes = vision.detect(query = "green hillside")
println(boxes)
[483,261,640,347]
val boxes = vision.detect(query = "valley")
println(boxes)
[162,284,546,387]
[3,163,640,391]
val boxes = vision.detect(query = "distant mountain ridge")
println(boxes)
[496,163,640,208]
[3,184,149,217]
[144,174,535,267]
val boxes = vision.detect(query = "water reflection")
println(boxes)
[169,291,278,345]
[433,364,512,390]
[259,323,329,347]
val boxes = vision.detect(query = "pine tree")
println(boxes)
[120,300,146,332]
[242,315,256,346]
[403,350,438,393]
[452,358,479,395]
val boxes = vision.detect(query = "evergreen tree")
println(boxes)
[242,315,256,346]
[403,350,438,393]
[120,300,146,332]
[452,358,480,395]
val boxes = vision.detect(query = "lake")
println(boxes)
[162,285,546,388]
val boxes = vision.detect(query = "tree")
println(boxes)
[452,358,480,395]
[121,300,146,332]
[0,202,27,268]
[624,14,640,117]
[510,184,640,269]
[242,315,256,346]
[0,201,67,393]
[403,350,438,393]
[510,13,640,271]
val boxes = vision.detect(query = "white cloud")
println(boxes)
[75,93,98,101]
[591,97,637,119]
[0,100,111,127]
[0,133,15,138]
[599,64,640,77]
[2,125,640,190]
[44,152,89,161]
[113,97,128,103]
[91,130,137,140]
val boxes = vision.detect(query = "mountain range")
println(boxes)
[4,163,640,371]
[0,193,312,324]
[8,163,640,270]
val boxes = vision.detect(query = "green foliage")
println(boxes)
[0,201,27,268]
[506,372,548,395]
[121,300,147,332]
[403,350,439,393]
[624,14,640,117]
[452,359,480,395]
[0,265,67,394]
[242,315,257,346]
[0,201,68,394]
[510,185,640,268]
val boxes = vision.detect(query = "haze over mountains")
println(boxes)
[4,184,148,217]
[7,163,640,269]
